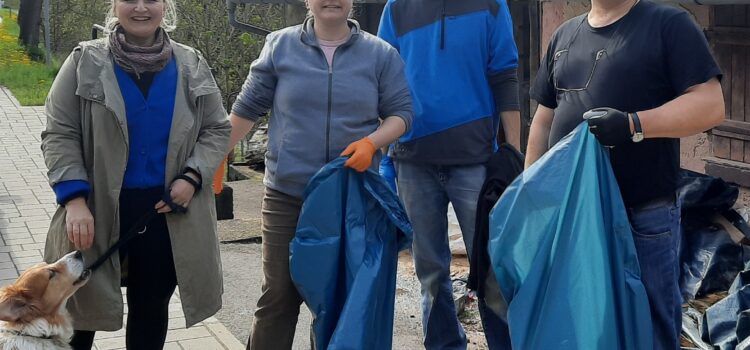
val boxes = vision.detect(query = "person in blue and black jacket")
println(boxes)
[378,1,520,349]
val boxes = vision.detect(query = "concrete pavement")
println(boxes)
[0,86,244,350]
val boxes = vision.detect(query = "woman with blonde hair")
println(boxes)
[41,0,230,349]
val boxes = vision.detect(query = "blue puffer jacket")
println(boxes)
[289,157,412,350]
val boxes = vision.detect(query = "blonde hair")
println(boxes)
[104,0,177,34]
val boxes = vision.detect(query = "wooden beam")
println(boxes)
[706,30,750,46]
[705,156,750,187]
[715,119,750,136]
[714,128,750,142]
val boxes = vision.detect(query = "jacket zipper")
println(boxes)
[312,31,353,162]
[326,58,334,163]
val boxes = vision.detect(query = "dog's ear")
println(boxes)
[0,295,29,322]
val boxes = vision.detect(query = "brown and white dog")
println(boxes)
[0,251,91,350]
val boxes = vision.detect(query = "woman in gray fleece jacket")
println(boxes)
[226,0,412,348]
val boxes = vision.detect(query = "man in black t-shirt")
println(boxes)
[526,0,724,348]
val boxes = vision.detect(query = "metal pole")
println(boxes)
[226,0,272,36]
[42,0,51,66]
[92,24,105,40]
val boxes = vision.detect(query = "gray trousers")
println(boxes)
[248,187,304,350]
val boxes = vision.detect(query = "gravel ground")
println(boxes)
[214,169,488,349]
[215,244,489,349]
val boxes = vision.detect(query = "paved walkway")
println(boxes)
[0,87,244,350]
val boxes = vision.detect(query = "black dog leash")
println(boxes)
[86,191,187,272]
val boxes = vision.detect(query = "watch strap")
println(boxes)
[631,112,642,135]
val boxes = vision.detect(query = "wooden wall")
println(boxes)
[706,5,750,187]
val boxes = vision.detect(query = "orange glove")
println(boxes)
[213,156,227,194]
[341,137,377,172]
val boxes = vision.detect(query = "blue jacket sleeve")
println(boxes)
[231,33,278,122]
[488,0,518,74]
[377,1,399,50]
[488,0,520,112]
[52,180,90,205]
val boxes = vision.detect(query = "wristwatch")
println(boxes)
[630,112,644,143]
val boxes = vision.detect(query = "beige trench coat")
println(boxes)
[41,38,231,331]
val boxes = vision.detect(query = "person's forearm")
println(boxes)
[227,113,255,153]
[638,78,724,139]
[524,105,554,169]
[525,122,550,168]
[500,110,521,150]
[368,116,407,148]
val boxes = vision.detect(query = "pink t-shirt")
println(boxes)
[318,35,350,67]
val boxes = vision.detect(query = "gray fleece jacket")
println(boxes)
[232,18,412,198]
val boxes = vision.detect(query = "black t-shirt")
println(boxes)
[530,0,721,206]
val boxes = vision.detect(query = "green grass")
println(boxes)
[0,64,58,105]
[0,9,59,106]
[1,7,17,35]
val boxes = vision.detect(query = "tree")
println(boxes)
[48,0,107,53]
[44,0,286,111]
[172,1,285,110]
[17,0,42,48]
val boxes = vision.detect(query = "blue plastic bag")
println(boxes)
[289,157,412,350]
[489,124,653,349]
[379,153,398,193]
[702,268,750,349]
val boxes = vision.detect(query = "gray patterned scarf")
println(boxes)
[108,25,173,77]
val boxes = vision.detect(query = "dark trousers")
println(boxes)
[248,187,305,350]
[70,188,178,350]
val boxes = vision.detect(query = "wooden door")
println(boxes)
[706,5,750,187]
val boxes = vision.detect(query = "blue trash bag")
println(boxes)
[678,170,737,213]
[379,152,398,193]
[682,307,713,350]
[289,157,413,350]
[702,269,750,349]
[680,215,746,301]
[488,124,653,350]
[678,170,744,301]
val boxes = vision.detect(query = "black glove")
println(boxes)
[583,107,632,147]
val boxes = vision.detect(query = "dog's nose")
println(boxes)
[74,251,82,260]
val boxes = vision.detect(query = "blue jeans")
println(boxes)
[396,161,510,350]
[629,197,682,350]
